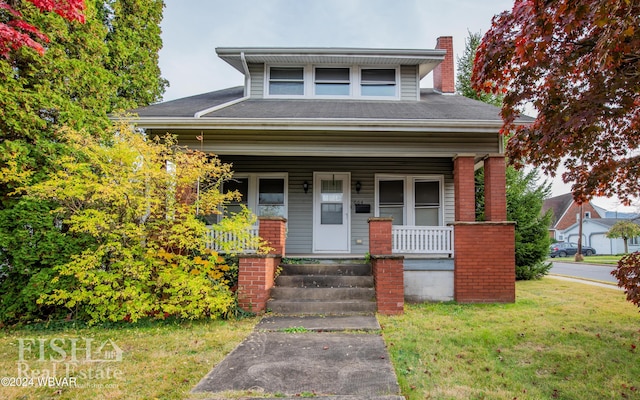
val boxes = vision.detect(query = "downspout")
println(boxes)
[241,51,251,97]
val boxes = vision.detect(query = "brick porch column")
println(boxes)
[453,222,515,303]
[484,155,507,222]
[258,216,287,256]
[237,217,286,313]
[237,255,279,313]
[368,217,404,315]
[452,154,515,304]
[454,154,476,222]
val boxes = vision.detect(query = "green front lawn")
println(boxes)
[0,318,258,399]
[549,254,626,265]
[380,278,639,400]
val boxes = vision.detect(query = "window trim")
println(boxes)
[313,66,352,97]
[267,66,305,97]
[374,174,444,226]
[359,67,399,98]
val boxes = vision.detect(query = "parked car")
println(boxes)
[549,242,596,258]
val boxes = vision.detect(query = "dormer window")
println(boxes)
[361,68,396,97]
[315,67,350,96]
[268,67,304,95]
[266,65,400,99]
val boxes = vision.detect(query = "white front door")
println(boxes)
[313,172,350,253]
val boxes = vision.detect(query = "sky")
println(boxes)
[157,0,637,213]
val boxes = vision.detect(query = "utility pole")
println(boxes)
[575,203,584,261]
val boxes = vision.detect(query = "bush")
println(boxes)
[20,124,266,324]
[612,252,640,310]
[516,261,552,281]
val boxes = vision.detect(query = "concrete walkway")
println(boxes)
[192,315,403,400]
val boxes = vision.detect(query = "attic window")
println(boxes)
[361,68,396,96]
[269,67,304,95]
[315,67,350,96]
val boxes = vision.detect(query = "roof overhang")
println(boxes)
[129,117,509,133]
[216,47,446,79]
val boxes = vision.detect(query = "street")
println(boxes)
[550,261,618,283]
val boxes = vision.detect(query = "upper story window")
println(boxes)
[268,67,304,96]
[361,68,396,97]
[266,65,399,99]
[315,67,350,96]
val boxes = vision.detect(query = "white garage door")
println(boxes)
[590,234,612,255]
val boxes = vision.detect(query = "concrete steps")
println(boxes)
[268,262,376,315]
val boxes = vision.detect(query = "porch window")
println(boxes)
[224,178,249,216]
[361,68,396,97]
[414,180,440,225]
[269,67,304,95]
[258,178,285,217]
[379,180,404,225]
[376,175,443,226]
[315,67,350,96]
[221,174,288,220]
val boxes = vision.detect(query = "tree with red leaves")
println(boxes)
[0,0,85,57]
[472,0,640,205]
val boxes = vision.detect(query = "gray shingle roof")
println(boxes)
[132,87,531,122]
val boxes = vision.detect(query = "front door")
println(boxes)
[313,172,350,253]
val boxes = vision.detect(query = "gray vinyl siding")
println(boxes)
[400,65,419,100]
[248,63,264,98]
[218,156,453,255]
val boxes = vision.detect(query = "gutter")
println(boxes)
[128,117,510,133]
[193,52,251,118]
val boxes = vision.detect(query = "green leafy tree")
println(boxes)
[457,30,552,280]
[101,0,168,109]
[456,30,503,106]
[0,0,167,323]
[606,220,640,254]
[475,168,553,280]
[26,123,266,324]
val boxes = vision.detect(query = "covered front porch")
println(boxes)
[207,154,515,314]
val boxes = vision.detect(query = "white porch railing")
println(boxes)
[392,226,454,257]
[206,224,259,254]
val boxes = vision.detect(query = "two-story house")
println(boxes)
[131,37,526,310]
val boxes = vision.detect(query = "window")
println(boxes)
[220,174,288,222]
[258,178,285,217]
[376,175,443,226]
[414,180,440,225]
[631,237,640,246]
[378,180,404,225]
[269,67,304,95]
[224,178,249,216]
[361,68,396,96]
[315,67,350,96]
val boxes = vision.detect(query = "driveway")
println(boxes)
[550,261,618,284]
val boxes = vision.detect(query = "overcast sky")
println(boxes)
[156,0,636,211]
[158,0,515,101]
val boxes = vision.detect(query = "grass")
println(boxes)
[2,279,638,399]
[550,254,625,265]
[379,278,640,400]
[0,317,258,399]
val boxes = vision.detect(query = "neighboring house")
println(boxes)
[562,218,640,255]
[130,37,529,304]
[542,193,605,241]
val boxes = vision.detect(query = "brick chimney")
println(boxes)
[433,36,455,94]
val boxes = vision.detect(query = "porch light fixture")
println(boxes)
[355,181,362,193]
[303,181,309,193]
